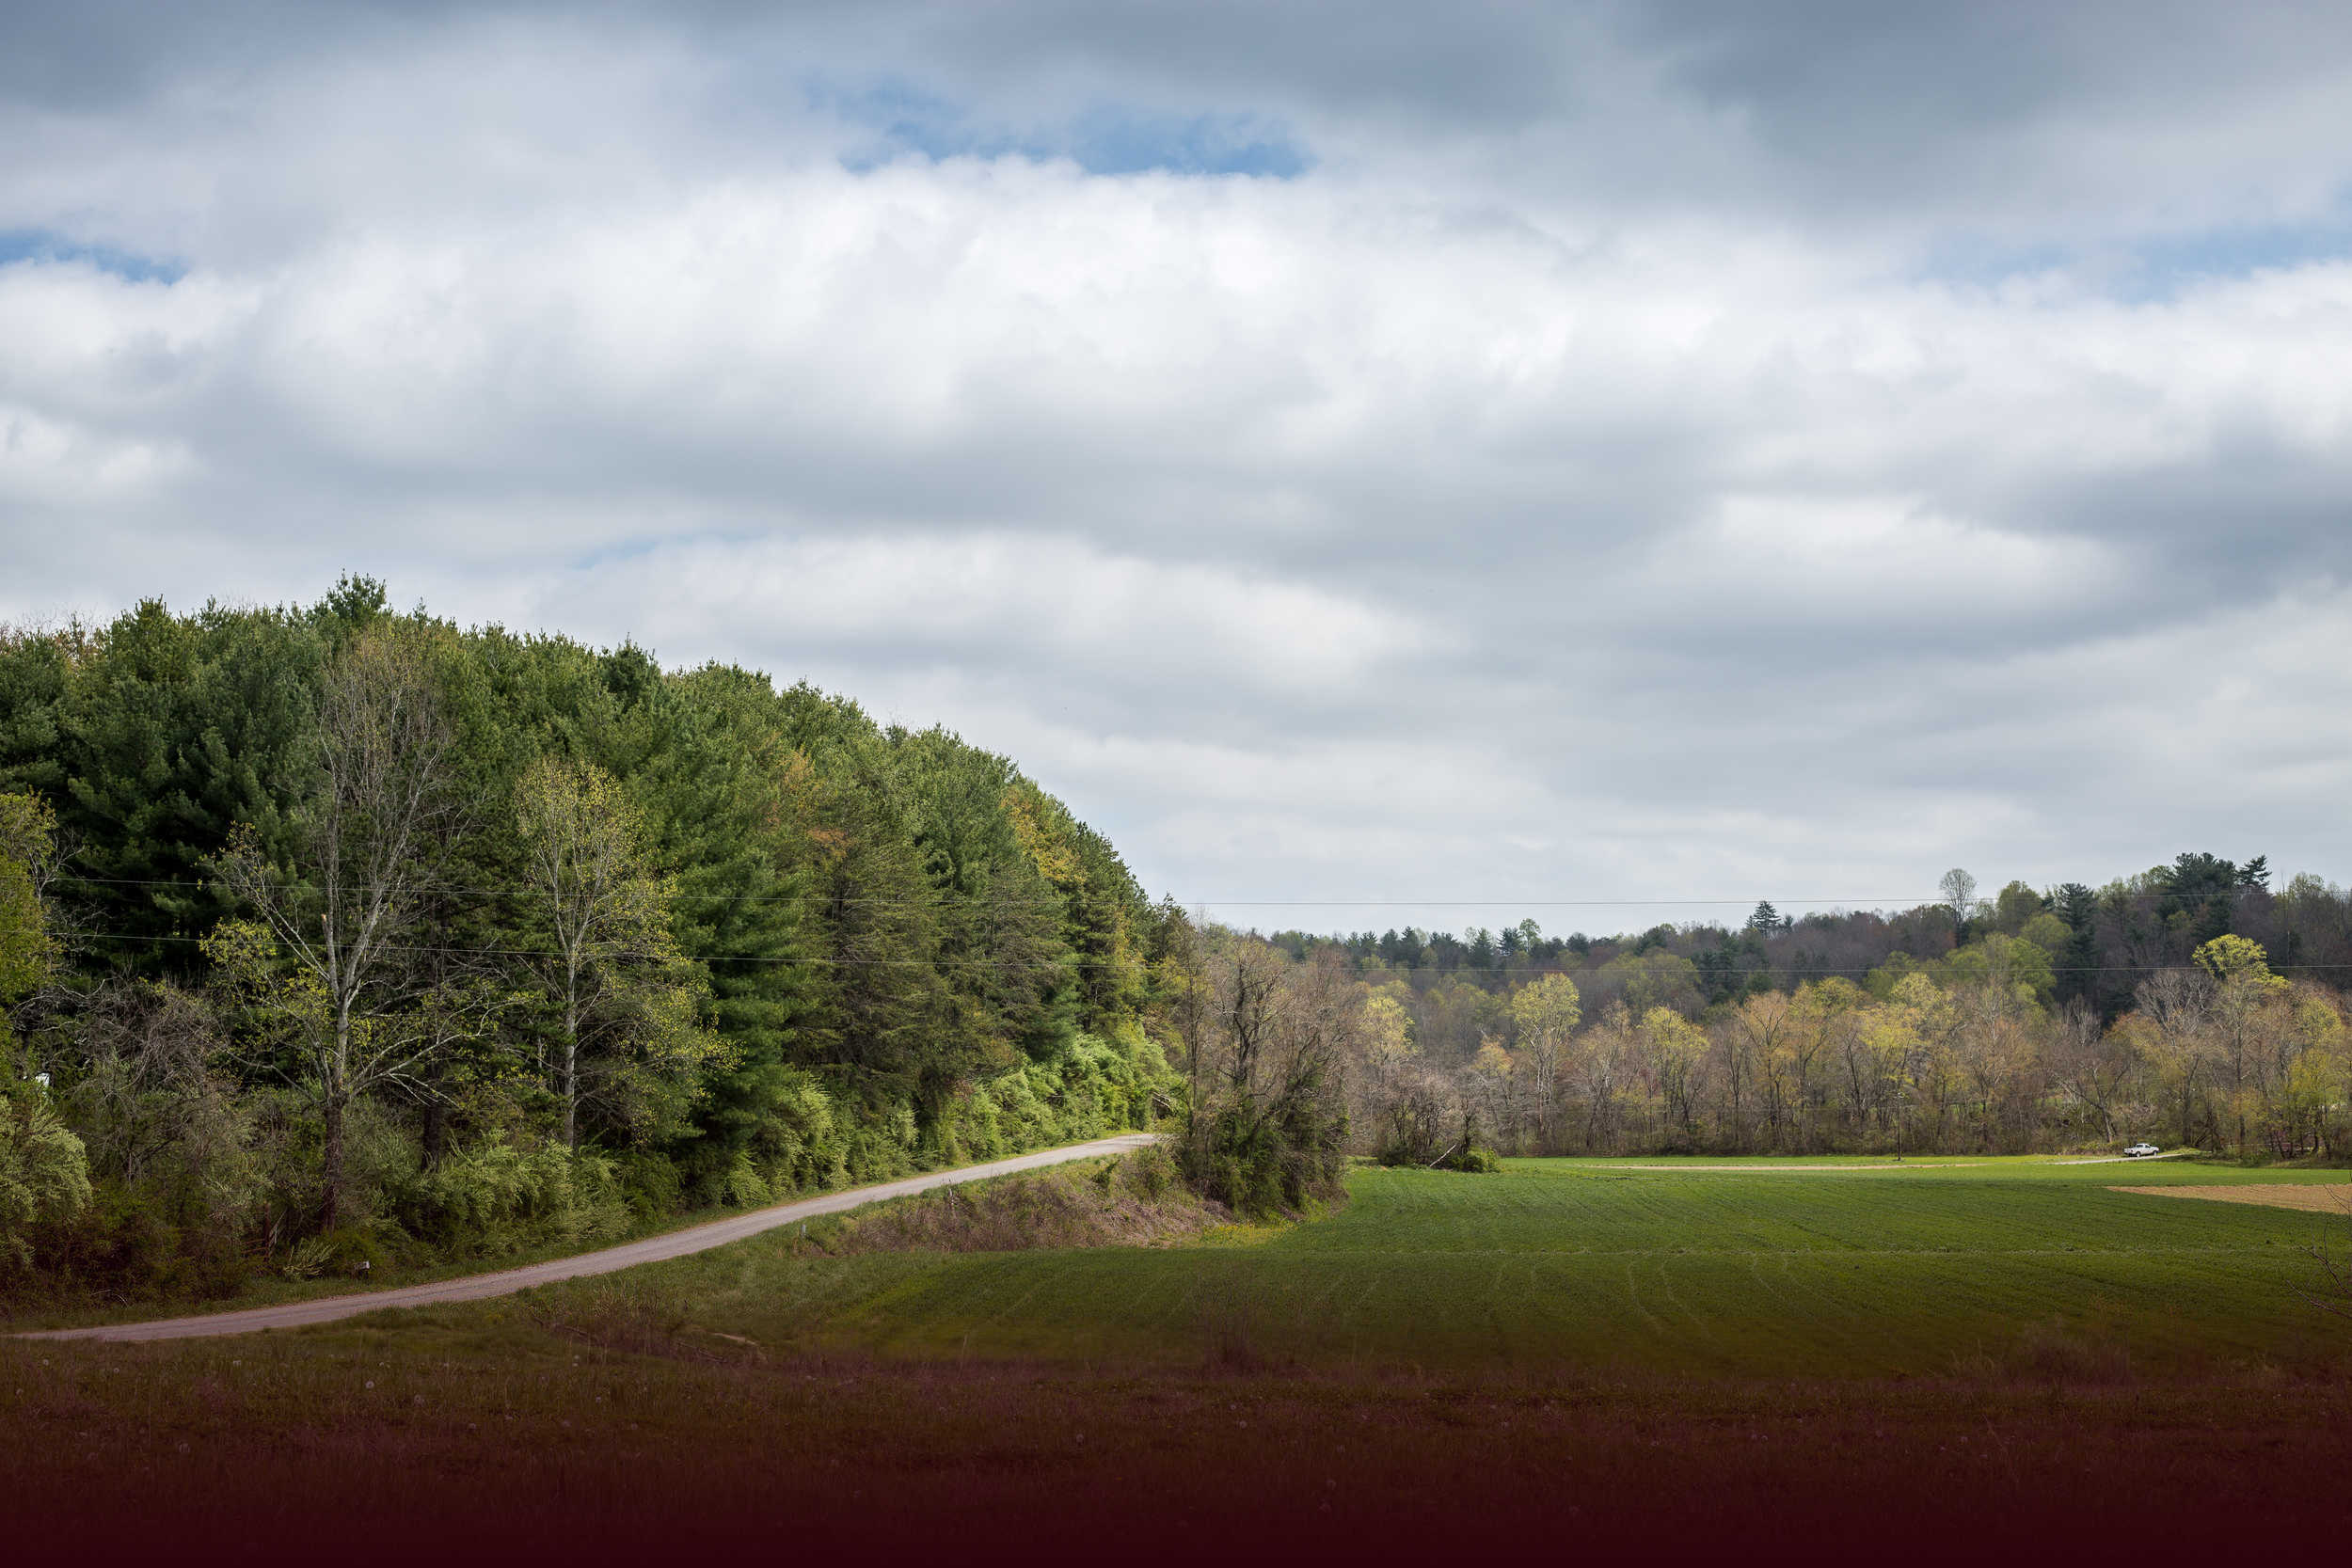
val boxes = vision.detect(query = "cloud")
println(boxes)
[4,3,2352,933]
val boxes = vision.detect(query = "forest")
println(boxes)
[1293,862,2352,1164]
[3,582,2347,1307]
[0,582,1189,1300]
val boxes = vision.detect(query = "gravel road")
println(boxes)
[21,1132,1158,1343]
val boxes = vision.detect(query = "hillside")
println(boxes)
[0,578,1183,1302]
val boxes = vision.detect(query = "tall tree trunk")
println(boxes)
[563,959,580,1149]
[321,1091,346,1232]
[321,1006,352,1231]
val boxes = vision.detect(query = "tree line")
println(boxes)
[1277,863,2352,1162]
[0,581,1188,1296]
[6,583,2342,1300]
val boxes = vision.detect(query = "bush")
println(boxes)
[748,1069,849,1195]
[613,1149,682,1221]
[1373,1078,1452,1167]
[1178,1071,1349,1220]
[720,1154,772,1209]
[0,1090,91,1271]
[389,1136,628,1258]
[829,1150,1222,1254]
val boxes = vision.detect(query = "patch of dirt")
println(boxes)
[1588,1164,1981,1173]
[2110,1184,2352,1213]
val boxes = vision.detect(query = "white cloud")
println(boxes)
[5,3,2352,929]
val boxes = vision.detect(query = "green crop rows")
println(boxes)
[476,1157,2351,1378]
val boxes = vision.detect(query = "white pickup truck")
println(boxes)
[2122,1142,2161,1158]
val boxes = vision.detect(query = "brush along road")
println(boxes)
[21,1132,1159,1343]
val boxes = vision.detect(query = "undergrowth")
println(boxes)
[821,1146,1226,1255]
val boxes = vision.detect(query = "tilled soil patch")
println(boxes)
[2111,1183,2352,1212]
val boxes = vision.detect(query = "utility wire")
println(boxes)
[47,928,2350,977]
[38,872,2278,908]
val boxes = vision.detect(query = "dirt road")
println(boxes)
[21,1132,1158,1344]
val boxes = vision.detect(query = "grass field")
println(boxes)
[8,1155,2349,1560]
[482,1154,2352,1377]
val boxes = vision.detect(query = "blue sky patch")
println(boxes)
[1916,206,2352,302]
[0,228,185,283]
[2129,215,2352,290]
[816,78,1310,179]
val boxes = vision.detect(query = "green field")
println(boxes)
[468,1155,2352,1377]
[8,1154,2351,1553]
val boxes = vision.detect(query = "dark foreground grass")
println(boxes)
[8,1156,2348,1560]
[6,1331,2349,1562]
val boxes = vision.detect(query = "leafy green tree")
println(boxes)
[2158,851,2243,949]
[0,1093,89,1271]
[2048,881,2102,1011]
[516,755,720,1148]
[1943,933,2056,1006]
[0,792,58,1058]
[2192,936,2289,1154]
[898,732,1073,1076]
[623,665,811,1187]
[1509,973,1581,1146]
[1991,881,2043,935]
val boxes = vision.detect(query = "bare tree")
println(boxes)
[2134,968,2217,1148]
[2049,1000,2137,1147]
[216,626,467,1229]
[1941,868,1979,926]
[69,981,246,1190]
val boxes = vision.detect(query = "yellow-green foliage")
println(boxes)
[0,1096,90,1270]
[729,1027,1177,1200]
[0,792,58,1062]
[749,1069,849,1193]
[391,1136,628,1258]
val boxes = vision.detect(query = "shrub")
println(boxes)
[1373,1077,1452,1167]
[613,1149,682,1220]
[829,1152,1223,1254]
[746,1069,848,1196]
[721,1154,772,1209]
[0,1091,91,1272]
[389,1136,628,1258]
[1179,1073,1349,1220]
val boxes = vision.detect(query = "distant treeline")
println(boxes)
[1271,863,2352,1163]
[1275,854,2347,1025]
[0,580,1184,1299]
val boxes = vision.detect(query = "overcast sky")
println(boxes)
[4,2,2350,936]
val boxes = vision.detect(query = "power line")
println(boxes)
[41,872,1075,908]
[40,873,2280,908]
[46,928,2348,978]
[52,928,1125,969]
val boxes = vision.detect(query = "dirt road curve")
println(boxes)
[21,1132,1158,1344]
